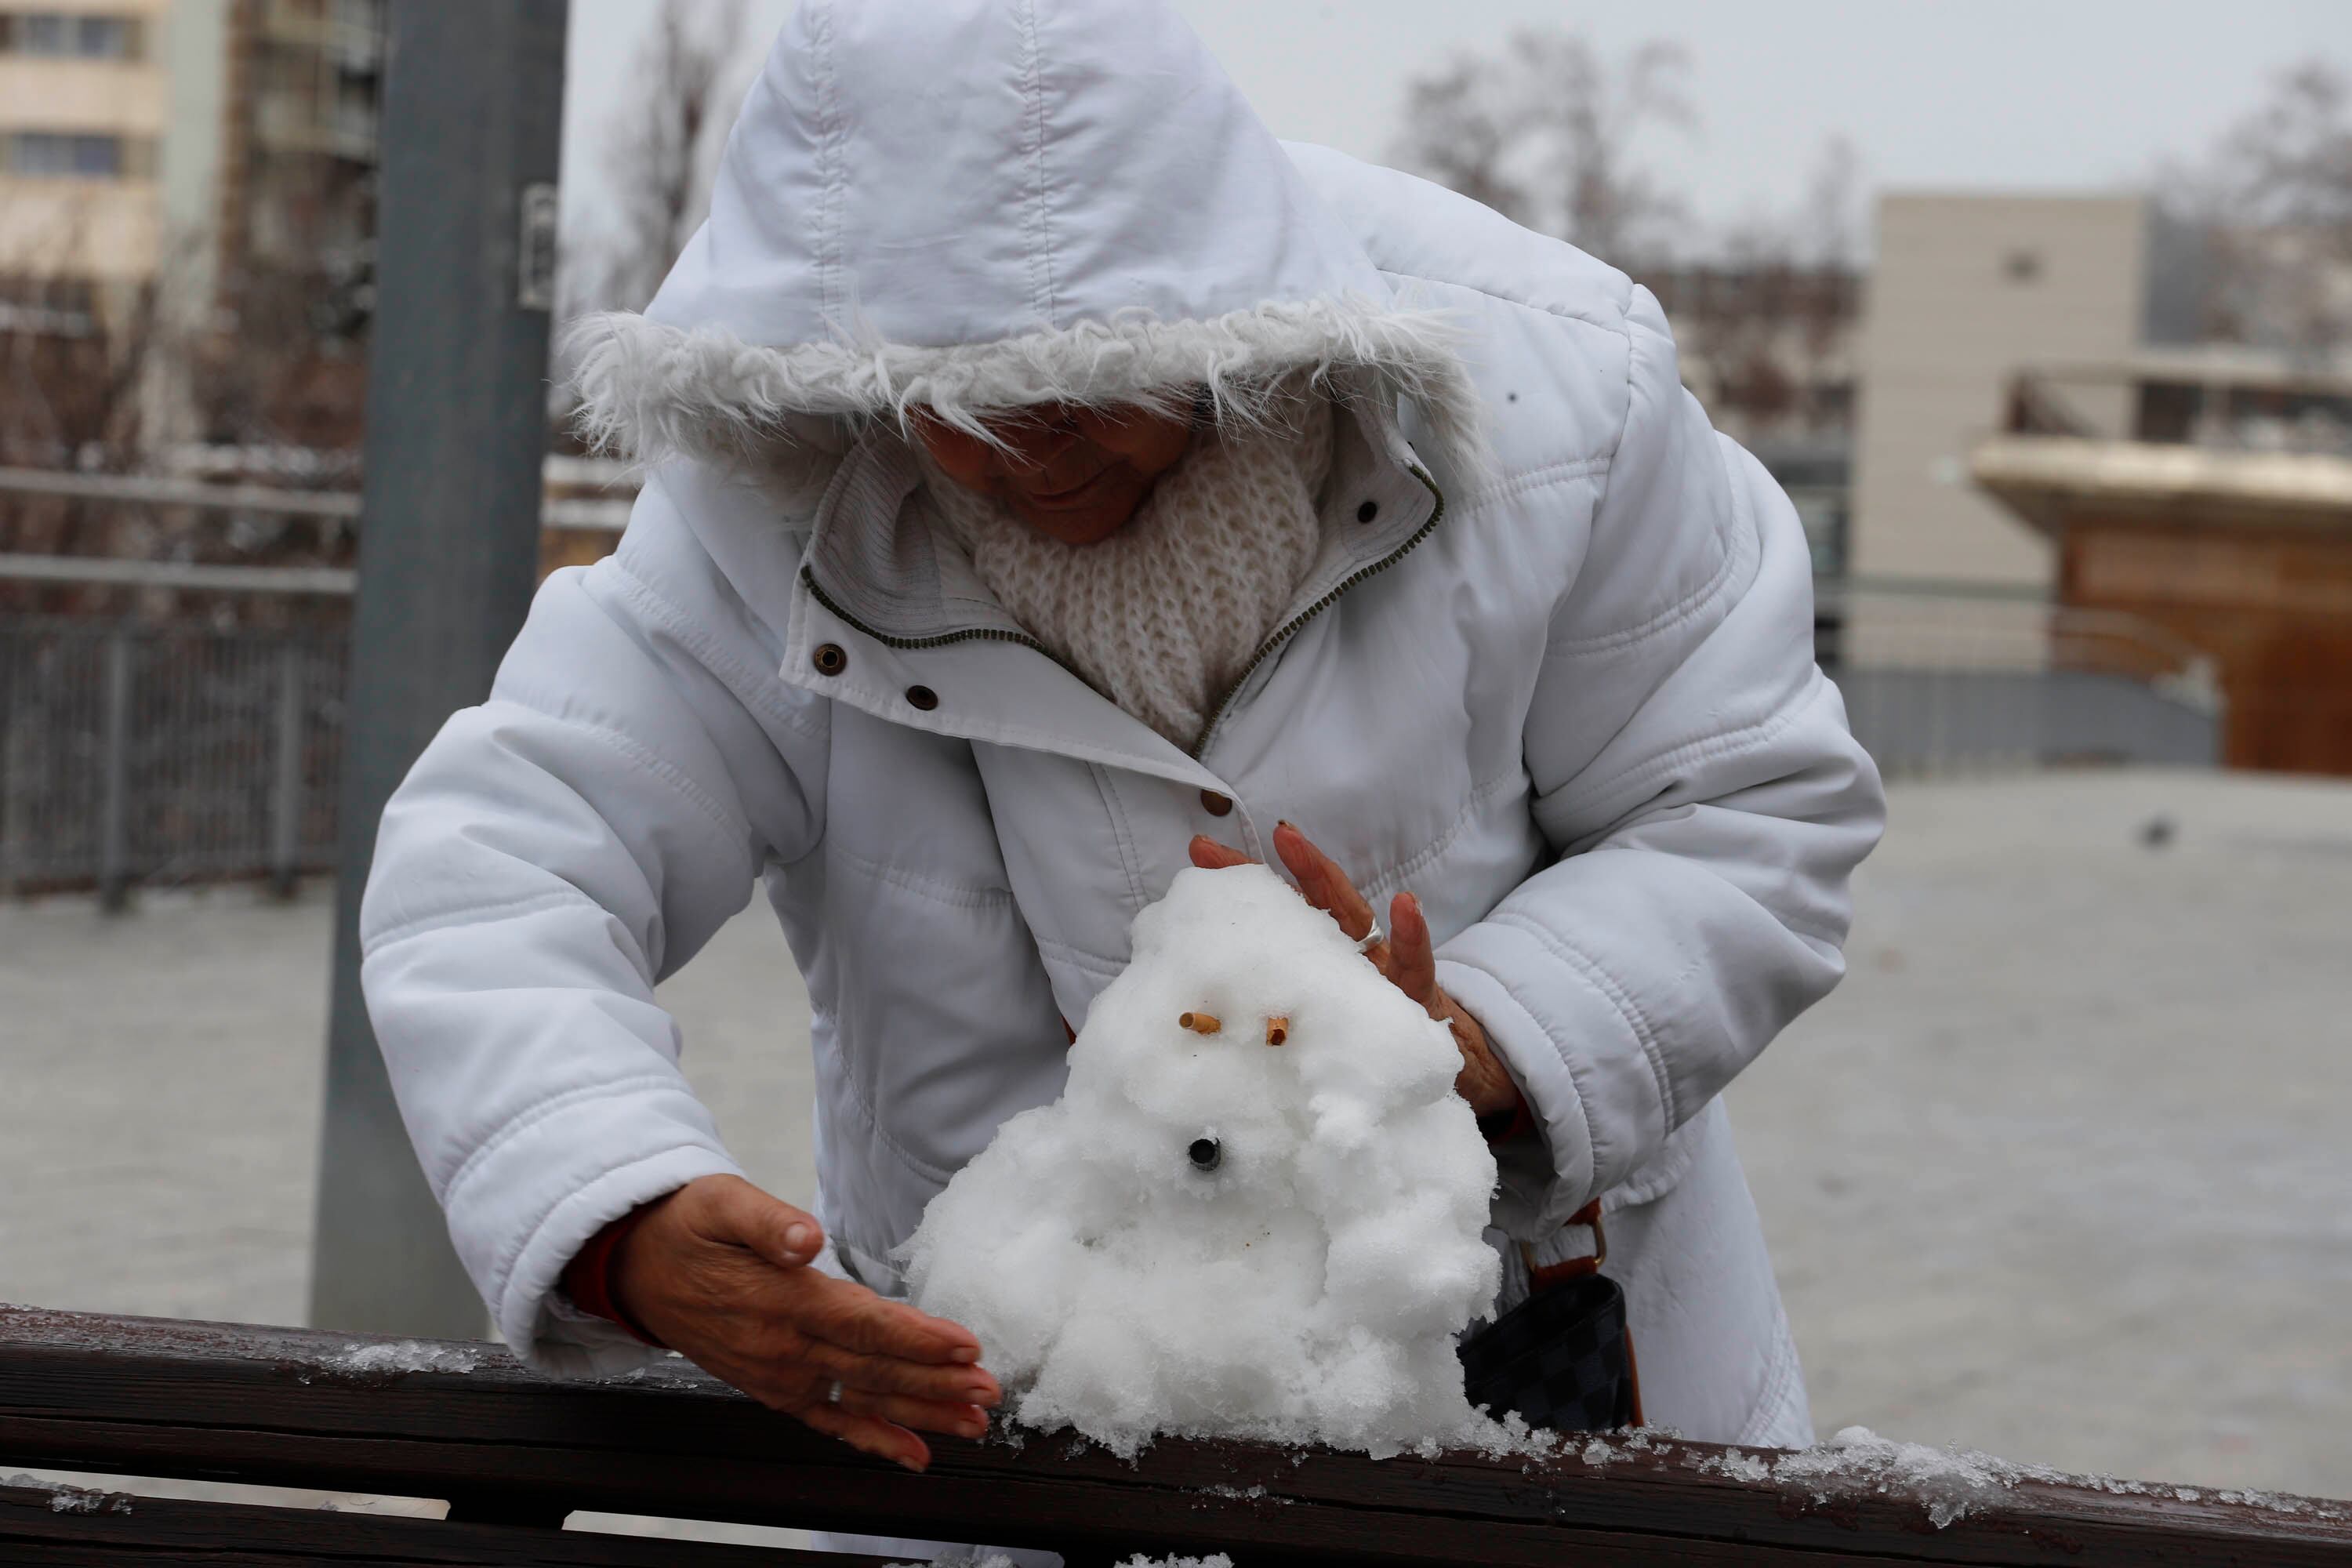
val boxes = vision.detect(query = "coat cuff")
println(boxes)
[1436,949,1617,1236]
[485,1134,746,1378]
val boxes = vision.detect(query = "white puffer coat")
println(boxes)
[361,0,1884,1448]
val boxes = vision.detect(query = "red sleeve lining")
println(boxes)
[563,1203,666,1348]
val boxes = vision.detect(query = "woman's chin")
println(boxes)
[1014,494,1143,546]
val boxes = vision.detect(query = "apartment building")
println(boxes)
[1,0,382,440]
[0,2,174,323]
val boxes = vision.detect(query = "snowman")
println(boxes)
[901,862,1502,1457]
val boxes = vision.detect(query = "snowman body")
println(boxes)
[902,863,1501,1456]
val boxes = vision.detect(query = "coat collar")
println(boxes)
[775,394,1446,787]
[796,393,1439,655]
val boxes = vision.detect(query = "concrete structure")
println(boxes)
[1850,194,2158,589]
[1973,350,2352,775]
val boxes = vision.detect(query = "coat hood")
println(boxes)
[566,0,1483,477]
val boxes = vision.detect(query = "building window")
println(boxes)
[2,131,155,178]
[0,12,144,60]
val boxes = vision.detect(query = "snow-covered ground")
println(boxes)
[2,768,2347,1501]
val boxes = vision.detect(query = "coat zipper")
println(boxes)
[798,463,1449,760]
[1187,463,1446,759]
[800,570,1066,663]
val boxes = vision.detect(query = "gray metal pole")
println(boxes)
[310,0,568,1338]
[98,630,133,914]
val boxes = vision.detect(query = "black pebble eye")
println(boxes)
[1187,1137,1221,1172]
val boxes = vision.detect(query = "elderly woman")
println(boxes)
[363,0,1882,1487]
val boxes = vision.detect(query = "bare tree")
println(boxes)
[1396,38,1868,441]
[585,0,751,315]
[2167,58,2352,359]
[1392,29,1697,267]
[1393,55,1532,225]
[2,197,362,618]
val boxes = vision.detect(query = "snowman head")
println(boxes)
[902,862,1501,1457]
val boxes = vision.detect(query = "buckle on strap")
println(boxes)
[1519,1197,1607,1292]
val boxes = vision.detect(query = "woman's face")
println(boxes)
[916,402,1194,546]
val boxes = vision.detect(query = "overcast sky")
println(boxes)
[559,0,2352,259]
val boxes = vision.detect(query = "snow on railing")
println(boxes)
[2,1304,2348,1566]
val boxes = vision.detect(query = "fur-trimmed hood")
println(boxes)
[565,0,1484,479]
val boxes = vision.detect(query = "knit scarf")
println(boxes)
[916,384,1336,750]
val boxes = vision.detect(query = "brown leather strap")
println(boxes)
[1521,1198,1607,1290]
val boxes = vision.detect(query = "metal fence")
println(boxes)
[1820,581,2223,776]
[0,582,2228,902]
[0,620,347,902]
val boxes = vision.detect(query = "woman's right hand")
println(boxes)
[608,1174,1000,1471]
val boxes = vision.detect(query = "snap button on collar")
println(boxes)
[906,684,939,711]
[1200,789,1233,817]
[813,643,848,676]
[1356,499,1379,524]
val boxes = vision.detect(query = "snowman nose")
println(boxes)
[1178,1011,1221,1034]
[1188,1137,1222,1171]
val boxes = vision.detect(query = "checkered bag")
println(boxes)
[1457,1200,1642,1432]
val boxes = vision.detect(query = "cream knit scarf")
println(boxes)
[916,382,1335,750]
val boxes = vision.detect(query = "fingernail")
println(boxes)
[950,1345,980,1363]
[784,1223,813,1253]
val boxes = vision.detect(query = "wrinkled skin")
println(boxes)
[603,1174,1000,1472]
[914,401,1195,544]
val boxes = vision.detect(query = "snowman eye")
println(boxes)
[1187,1136,1221,1172]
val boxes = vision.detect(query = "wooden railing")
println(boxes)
[3,1305,2348,1566]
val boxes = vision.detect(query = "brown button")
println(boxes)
[1356,499,1379,524]
[812,643,848,676]
[906,684,939,711]
[1200,789,1233,817]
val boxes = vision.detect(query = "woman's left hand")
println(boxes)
[1189,821,1528,1123]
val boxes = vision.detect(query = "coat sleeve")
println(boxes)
[358,472,828,1374]
[1433,287,1885,1238]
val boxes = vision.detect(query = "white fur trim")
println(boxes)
[564,296,1488,484]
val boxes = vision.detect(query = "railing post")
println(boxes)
[270,642,304,899]
[0,658,20,900]
[98,629,134,914]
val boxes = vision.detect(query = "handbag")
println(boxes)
[1457,1198,1644,1432]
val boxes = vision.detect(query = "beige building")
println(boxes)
[1,0,379,357]
[1849,194,2157,589]
[0,1,174,310]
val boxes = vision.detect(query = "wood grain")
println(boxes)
[1,1483,906,1566]
[4,1305,2348,1566]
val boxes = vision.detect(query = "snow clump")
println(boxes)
[318,1341,482,1376]
[903,863,1502,1458]
[1773,1426,2037,1527]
